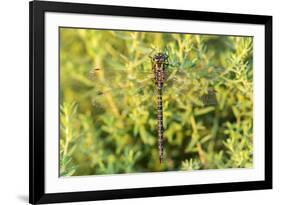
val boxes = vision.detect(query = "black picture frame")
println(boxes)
[29,0,272,204]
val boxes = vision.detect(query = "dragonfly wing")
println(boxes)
[88,67,156,101]
[90,68,153,79]
[88,66,220,106]
[163,67,219,105]
[165,66,223,82]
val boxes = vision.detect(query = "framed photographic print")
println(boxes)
[29,0,272,204]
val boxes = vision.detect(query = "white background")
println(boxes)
[0,0,279,204]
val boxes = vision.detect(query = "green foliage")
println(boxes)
[60,102,79,176]
[181,159,201,171]
[59,28,253,176]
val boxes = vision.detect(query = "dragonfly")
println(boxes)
[88,52,220,163]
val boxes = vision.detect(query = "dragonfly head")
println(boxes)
[152,52,169,65]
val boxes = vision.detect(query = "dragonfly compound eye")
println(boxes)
[153,53,168,63]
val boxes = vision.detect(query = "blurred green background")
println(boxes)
[59,28,253,176]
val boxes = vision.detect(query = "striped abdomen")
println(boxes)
[157,86,164,163]
[156,70,164,163]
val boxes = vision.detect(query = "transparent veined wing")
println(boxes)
[86,67,155,112]
[87,66,191,97]
[87,67,154,97]
[163,65,222,106]
[86,65,222,107]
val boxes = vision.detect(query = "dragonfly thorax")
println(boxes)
[152,52,169,88]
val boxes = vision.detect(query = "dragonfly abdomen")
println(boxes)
[157,84,164,163]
